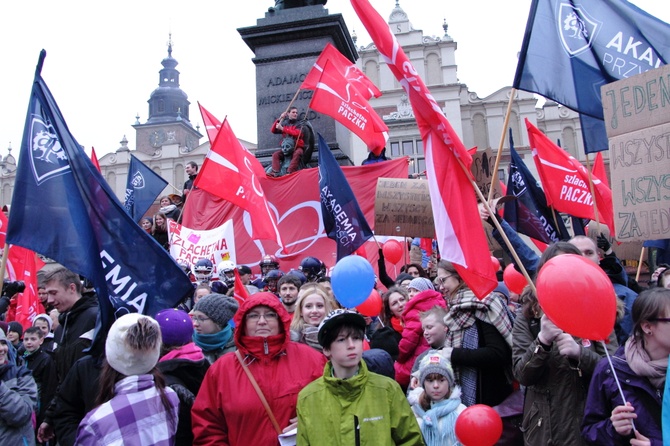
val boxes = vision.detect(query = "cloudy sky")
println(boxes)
[1,0,668,158]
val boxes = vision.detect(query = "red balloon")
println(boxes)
[382,240,403,264]
[356,289,382,317]
[503,263,527,294]
[490,256,501,271]
[455,404,503,446]
[355,245,368,259]
[536,254,616,341]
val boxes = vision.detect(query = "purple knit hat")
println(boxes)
[154,309,193,347]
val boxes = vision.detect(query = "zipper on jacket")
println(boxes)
[264,338,269,355]
[354,415,360,446]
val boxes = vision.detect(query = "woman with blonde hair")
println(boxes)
[290,283,336,351]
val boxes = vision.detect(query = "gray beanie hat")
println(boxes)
[192,293,239,328]
[408,277,434,293]
[418,350,455,388]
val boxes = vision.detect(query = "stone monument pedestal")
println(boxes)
[238,5,357,166]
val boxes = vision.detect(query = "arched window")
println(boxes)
[473,114,489,150]
[561,126,578,157]
[364,60,379,88]
[425,53,441,86]
[2,184,11,207]
[174,163,184,189]
[106,172,116,191]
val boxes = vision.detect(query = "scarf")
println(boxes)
[415,391,462,446]
[444,289,514,349]
[625,337,667,389]
[391,316,404,334]
[193,325,233,354]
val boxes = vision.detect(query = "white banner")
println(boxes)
[168,219,235,275]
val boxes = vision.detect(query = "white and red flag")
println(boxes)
[198,102,223,144]
[526,119,615,235]
[302,42,381,100]
[309,60,388,155]
[192,116,283,248]
[351,0,497,298]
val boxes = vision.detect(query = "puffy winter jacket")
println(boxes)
[0,360,37,446]
[192,292,326,446]
[394,290,446,388]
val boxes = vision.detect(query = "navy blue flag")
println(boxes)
[504,129,569,244]
[317,133,373,260]
[124,154,168,221]
[7,51,193,351]
[514,0,670,153]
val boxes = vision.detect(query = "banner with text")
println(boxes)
[168,219,235,275]
[602,65,670,241]
[375,178,435,238]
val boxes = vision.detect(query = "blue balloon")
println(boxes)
[331,255,375,308]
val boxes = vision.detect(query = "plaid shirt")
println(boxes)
[75,374,179,445]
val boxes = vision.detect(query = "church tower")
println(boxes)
[133,35,202,155]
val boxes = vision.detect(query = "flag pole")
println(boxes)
[456,157,537,295]
[487,88,517,203]
[0,244,9,296]
[584,154,601,230]
[635,247,645,282]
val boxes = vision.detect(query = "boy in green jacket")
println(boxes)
[297,309,425,445]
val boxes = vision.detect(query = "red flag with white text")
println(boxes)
[302,43,381,100]
[309,60,388,155]
[193,118,282,247]
[526,119,615,235]
[198,102,223,144]
[351,0,496,299]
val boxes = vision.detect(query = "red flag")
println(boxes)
[0,212,44,328]
[232,268,249,306]
[351,0,496,299]
[193,118,283,247]
[198,102,223,144]
[302,43,381,100]
[309,60,388,155]
[592,152,610,190]
[90,147,101,173]
[526,119,615,235]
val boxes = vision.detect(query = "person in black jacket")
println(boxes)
[22,326,58,433]
[37,267,99,444]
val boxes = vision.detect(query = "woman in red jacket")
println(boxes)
[192,292,326,446]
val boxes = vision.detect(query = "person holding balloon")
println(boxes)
[581,287,668,445]
[290,283,338,352]
[436,259,515,407]
[512,242,619,445]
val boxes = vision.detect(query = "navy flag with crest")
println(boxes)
[504,129,569,244]
[7,51,193,352]
[317,133,373,260]
[514,0,670,152]
[124,154,168,222]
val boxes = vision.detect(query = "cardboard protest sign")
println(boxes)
[601,65,670,242]
[472,147,503,200]
[374,178,434,237]
[168,219,235,274]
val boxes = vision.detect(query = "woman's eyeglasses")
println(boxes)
[190,315,211,323]
[434,274,454,286]
[246,311,279,321]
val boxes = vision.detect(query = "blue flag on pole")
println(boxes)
[124,154,168,222]
[504,129,569,244]
[513,0,670,153]
[7,51,193,351]
[317,133,373,260]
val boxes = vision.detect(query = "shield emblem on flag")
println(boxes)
[29,116,71,185]
[131,171,145,189]
[557,2,600,57]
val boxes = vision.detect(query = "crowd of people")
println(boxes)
[0,170,667,445]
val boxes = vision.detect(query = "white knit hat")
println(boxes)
[105,313,162,376]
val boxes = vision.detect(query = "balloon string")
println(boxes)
[601,341,636,433]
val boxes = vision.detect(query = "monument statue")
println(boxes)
[271,0,327,11]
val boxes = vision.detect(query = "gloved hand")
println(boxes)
[538,314,562,346]
[597,233,612,255]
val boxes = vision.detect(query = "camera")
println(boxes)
[3,280,25,298]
